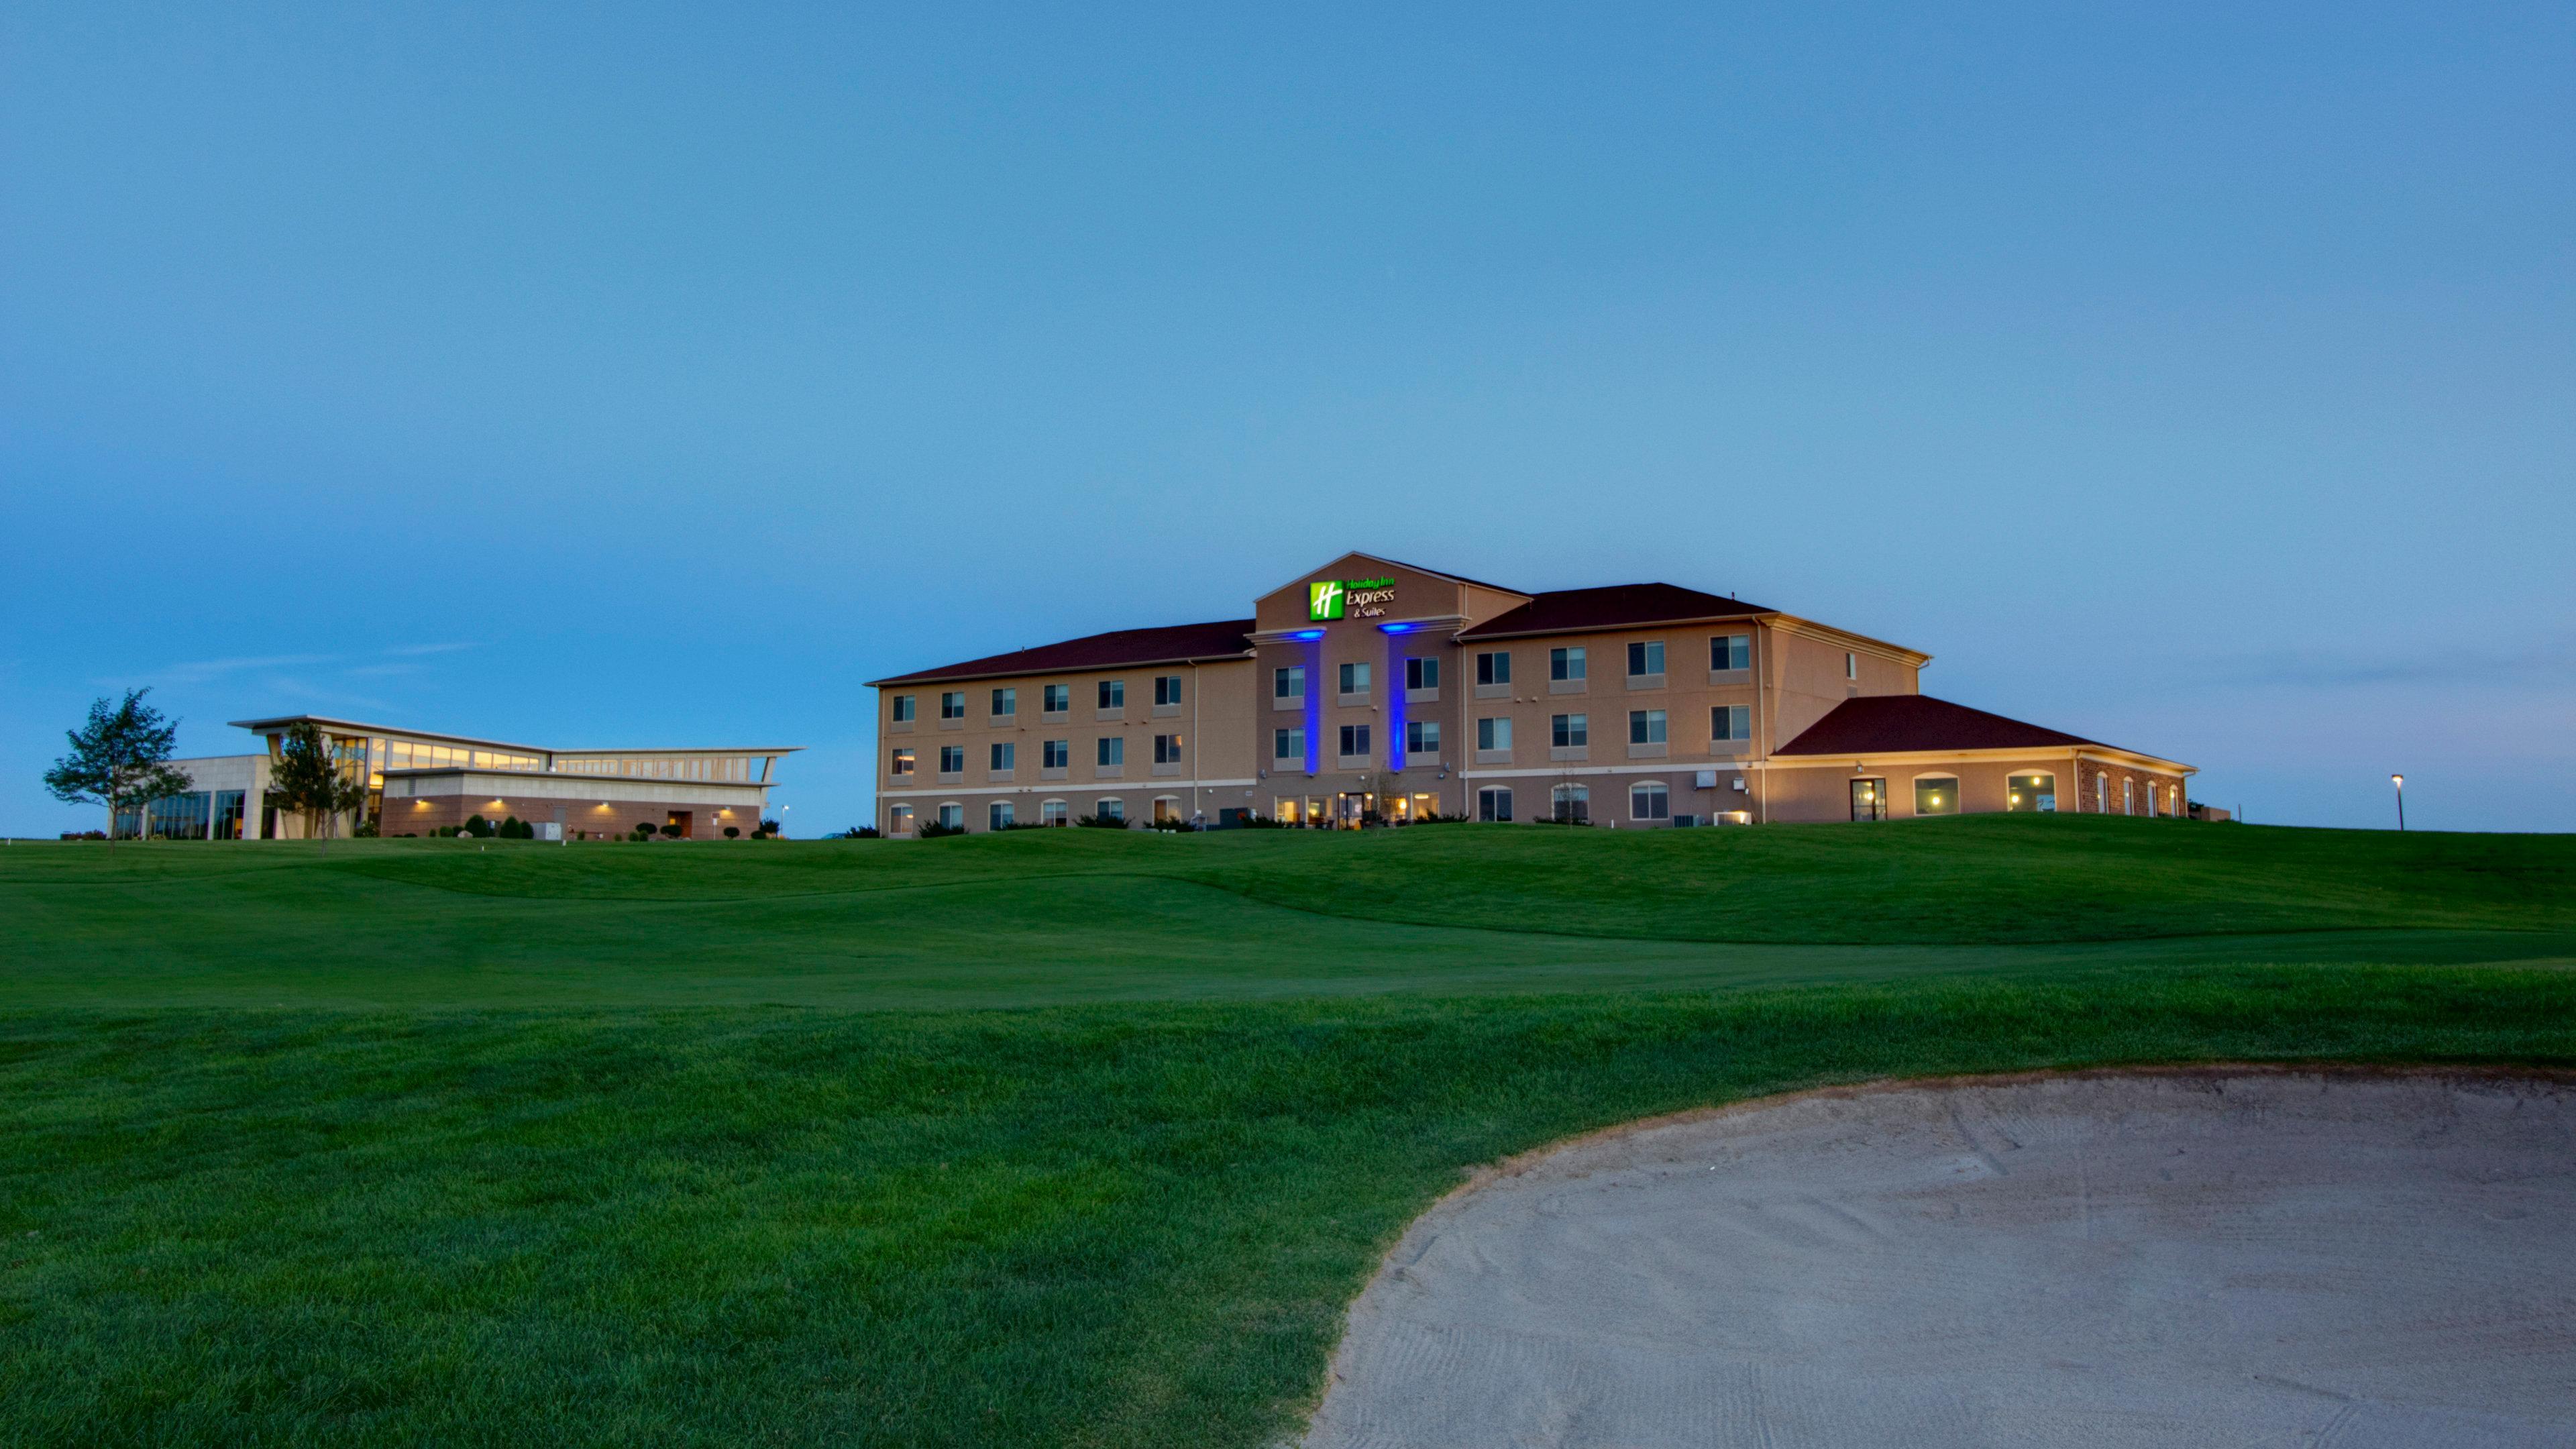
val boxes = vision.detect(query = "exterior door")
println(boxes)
[1850,777,1887,822]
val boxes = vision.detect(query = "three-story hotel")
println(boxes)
[868,553,2194,833]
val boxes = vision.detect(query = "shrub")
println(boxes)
[756,818,781,837]
[353,819,381,838]
[917,820,968,839]
[1073,814,1128,829]
[833,826,882,840]
[723,826,740,839]
[464,815,496,839]
[58,830,108,841]
[658,822,682,839]
[635,822,657,837]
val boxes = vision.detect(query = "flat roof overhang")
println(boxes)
[230,714,798,757]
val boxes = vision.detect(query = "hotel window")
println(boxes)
[1040,799,1069,826]
[1630,780,1670,821]
[1915,776,1960,816]
[1338,661,1371,696]
[1154,734,1183,764]
[1405,657,1439,690]
[1153,796,1182,825]
[1550,782,1590,823]
[1094,798,1125,823]
[1844,652,1858,681]
[1851,779,1886,822]
[1477,717,1512,751]
[2123,779,2135,816]
[1550,647,1586,681]
[1477,786,1513,822]
[1274,726,1304,761]
[938,746,965,773]
[1552,713,1588,748]
[991,687,1016,717]
[892,694,916,722]
[1043,683,1071,712]
[1338,724,1371,758]
[891,749,916,776]
[889,804,914,835]
[1711,704,1750,741]
[941,691,965,719]
[1629,709,1666,745]
[1477,651,1511,686]
[2007,772,2055,812]
[1097,737,1124,767]
[1043,739,1070,769]
[991,742,1015,771]
[989,801,1015,830]
[2096,775,2108,812]
[1711,634,1750,671]
[1406,720,1440,755]
[1099,679,1125,710]
[1274,665,1305,700]
[938,803,964,830]
[1627,641,1664,678]
[1154,675,1183,706]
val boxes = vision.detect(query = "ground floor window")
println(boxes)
[1041,799,1068,826]
[211,790,246,839]
[1153,796,1181,824]
[889,803,914,835]
[2123,779,2135,815]
[1851,777,1886,821]
[1630,780,1669,820]
[938,803,964,830]
[2006,772,2055,812]
[2096,775,2108,812]
[989,801,1015,830]
[1094,798,1125,823]
[1478,787,1512,822]
[142,791,212,839]
[1914,776,1959,816]
[1550,782,1589,823]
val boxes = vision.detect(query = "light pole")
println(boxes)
[2390,774,2405,832]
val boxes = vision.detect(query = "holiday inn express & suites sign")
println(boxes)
[1308,578,1397,621]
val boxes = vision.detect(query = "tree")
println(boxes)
[265,720,370,853]
[44,689,195,852]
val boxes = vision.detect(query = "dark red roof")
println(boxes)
[1776,694,2106,755]
[1456,582,1769,639]
[869,619,1255,686]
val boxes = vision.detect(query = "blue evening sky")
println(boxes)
[5,3,2569,833]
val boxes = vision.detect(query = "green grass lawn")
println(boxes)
[1,818,2571,1446]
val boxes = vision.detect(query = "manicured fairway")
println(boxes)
[1,820,2570,1447]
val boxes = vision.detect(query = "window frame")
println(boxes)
[1550,646,1587,681]
[1098,679,1125,710]
[1477,716,1512,751]
[890,748,916,776]
[1477,786,1513,822]
[1913,774,1961,816]
[1629,709,1667,745]
[937,745,965,774]
[1476,651,1511,686]
[1629,780,1670,820]
[989,741,1015,771]
[1626,640,1664,678]
[891,694,916,722]
[940,691,966,720]
[1552,712,1589,748]
[1274,664,1305,700]
[990,687,1016,718]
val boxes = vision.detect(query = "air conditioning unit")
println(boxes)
[1731,777,1748,793]
[1694,769,1718,788]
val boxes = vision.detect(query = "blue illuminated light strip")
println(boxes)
[1385,631,1407,773]
[1303,635,1323,777]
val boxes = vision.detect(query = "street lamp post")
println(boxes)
[2390,774,2405,832]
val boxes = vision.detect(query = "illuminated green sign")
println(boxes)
[1307,577,1396,622]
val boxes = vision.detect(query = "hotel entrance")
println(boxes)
[1335,792,1375,828]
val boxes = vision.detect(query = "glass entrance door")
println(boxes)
[1850,778,1887,822]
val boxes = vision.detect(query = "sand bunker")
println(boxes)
[1304,1070,2576,1448]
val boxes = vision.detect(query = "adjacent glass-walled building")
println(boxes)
[140,717,799,840]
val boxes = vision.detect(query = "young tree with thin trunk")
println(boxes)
[264,720,370,853]
[44,689,196,852]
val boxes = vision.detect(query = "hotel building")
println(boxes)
[869,553,2193,833]
[132,715,796,840]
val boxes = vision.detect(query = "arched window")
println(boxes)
[888,803,915,836]
[2006,772,2055,812]
[936,802,964,830]
[1152,796,1181,824]
[989,800,1015,830]
[1040,799,1068,826]
[2094,775,2108,812]
[1913,775,1960,816]
[1093,798,1125,824]
[1629,780,1669,821]
[1550,782,1590,824]
[2123,779,2135,816]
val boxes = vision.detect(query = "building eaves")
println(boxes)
[866,619,1257,688]
[1454,582,1772,641]
[1776,694,2125,757]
